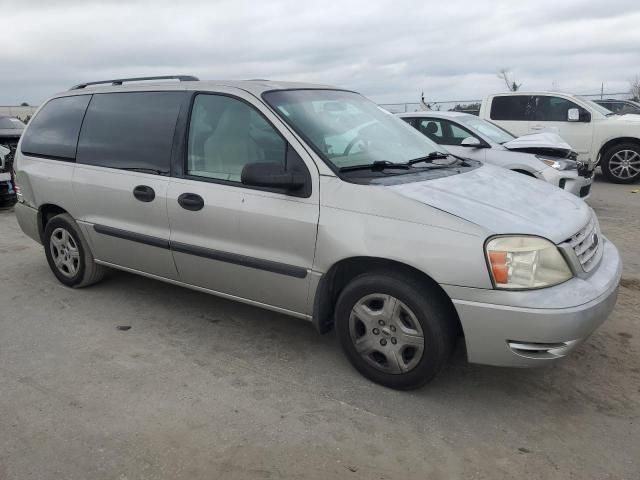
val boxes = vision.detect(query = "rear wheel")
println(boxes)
[335,271,455,390]
[601,143,640,183]
[44,213,106,287]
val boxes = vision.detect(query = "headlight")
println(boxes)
[536,156,577,171]
[485,236,572,290]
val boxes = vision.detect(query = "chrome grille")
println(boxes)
[566,216,602,272]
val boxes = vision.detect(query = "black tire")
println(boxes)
[43,213,106,288]
[335,270,456,390]
[601,143,640,184]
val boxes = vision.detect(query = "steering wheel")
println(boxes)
[344,135,367,155]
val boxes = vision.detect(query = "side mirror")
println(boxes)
[461,136,482,147]
[579,110,591,123]
[567,108,580,122]
[241,162,306,191]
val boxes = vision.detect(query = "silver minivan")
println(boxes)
[14,76,622,389]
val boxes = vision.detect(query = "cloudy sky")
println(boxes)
[1,0,640,106]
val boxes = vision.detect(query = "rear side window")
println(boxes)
[21,95,91,160]
[77,92,185,174]
[490,96,532,121]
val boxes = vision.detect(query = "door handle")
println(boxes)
[133,185,156,202]
[178,193,204,211]
[530,125,545,130]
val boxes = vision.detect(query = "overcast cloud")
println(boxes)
[1,0,640,106]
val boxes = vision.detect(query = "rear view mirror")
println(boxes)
[461,136,482,147]
[567,108,580,122]
[241,162,306,191]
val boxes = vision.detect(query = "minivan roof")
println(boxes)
[53,79,340,98]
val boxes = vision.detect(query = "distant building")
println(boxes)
[0,105,38,122]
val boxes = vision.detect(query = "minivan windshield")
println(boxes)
[263,90,444,170]
[457,116,515,144]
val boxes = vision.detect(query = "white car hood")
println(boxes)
[0,144,8,170]
[387,164,590,244]
[610,113,640,123]
[502,132,572,155]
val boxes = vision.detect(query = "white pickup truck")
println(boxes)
[479,92,640,183]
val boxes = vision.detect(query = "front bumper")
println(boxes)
[444,239,621,367]
[540,167,593,199]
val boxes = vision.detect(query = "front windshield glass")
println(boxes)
[458,116,515,144]
[263,90,443,169]
[578,97,612,116]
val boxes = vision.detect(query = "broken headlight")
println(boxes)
[536,156,577,171]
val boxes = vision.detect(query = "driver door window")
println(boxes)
[417,118,473,146]
[416,119,444,142]
[187,94,286,182]
[532,96,587,122]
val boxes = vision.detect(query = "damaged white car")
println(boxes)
[0,144,16,206]
[398,111,593,198]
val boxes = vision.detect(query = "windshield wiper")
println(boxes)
[338,160,411,172]
[407,151,457,166]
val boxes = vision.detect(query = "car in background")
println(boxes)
[479,92,640,183]
[594,99,640,116]
[0,115,26,152]
[0,145,16,207]
[398,111,593,198]
[0,116,25,207]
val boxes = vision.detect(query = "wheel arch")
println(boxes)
[37,203,68,242]
[311,256,463,338]
[598,137,640,162]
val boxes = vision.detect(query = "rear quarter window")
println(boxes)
[20,95,91,160]
[77,91,186,173]
[489,96,532,121]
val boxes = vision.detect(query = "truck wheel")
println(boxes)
[44,213,106,288]
[601,143,640,184]
[335,270,456,390]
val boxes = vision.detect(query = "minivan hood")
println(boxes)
[502,132,573,157]
[387,164,590,244]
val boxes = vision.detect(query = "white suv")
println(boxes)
[479,92,640,183]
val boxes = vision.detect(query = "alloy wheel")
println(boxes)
[49,227,80,278]
[609,149,640,180]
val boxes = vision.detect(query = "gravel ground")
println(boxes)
[0,174,638,480]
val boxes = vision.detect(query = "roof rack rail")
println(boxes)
[69,75,199,90]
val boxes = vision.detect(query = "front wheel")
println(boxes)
[335,271,456,390]
[601,143,640,184]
